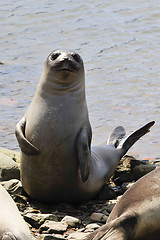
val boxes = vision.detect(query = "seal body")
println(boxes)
[0,184,31,240]
[15,50,154,203]
[85,168,160,240]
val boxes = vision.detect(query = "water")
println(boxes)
[0,0,160,159]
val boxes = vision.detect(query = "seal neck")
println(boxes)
[36,68,85,97]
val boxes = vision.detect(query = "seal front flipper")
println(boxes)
[15,117,39,155]
[84,214,137,240]
[77,124,92,182]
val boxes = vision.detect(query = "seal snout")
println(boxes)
[59,57,76,72]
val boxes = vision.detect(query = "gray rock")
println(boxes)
[38,235,54,240]
[85,223,100,230]
[61,216,81,227]
[39,221,67,234]
[132,163,156,180]
[67,232,90,240]
[114,172,134,185]
[0,147,20,164]
[24,213,58,228]
[97,184,116,200]
[51,234,66,240]
[90,213,108,223]
[0,152,20,180]
[105,199,118,213]
[101,209,110,216]
[1,179,22,194]
[121,182,135,192]
[77,228,85,232]
[39,234,65,240]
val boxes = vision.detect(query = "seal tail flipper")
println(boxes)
[15,117,39,155]
[107,126,126,148]
[84,214,137,240]
[118,121,155,158]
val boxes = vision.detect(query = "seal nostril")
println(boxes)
[62,57,69,62]
[72,53,81,63]
[50,53,60,61]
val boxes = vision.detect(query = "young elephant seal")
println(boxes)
[15,49,155,203]
[0,184,31,240]
[85,168,160,240]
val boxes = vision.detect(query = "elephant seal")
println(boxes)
[15,49,155,203]
[0,183,31,240]
[85,168,160,240]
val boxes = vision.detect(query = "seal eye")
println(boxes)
[50,53,60,61]
[72,53,81,63]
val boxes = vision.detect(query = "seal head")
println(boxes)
[41,50,85,92]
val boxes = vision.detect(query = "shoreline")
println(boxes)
[0,147,159,240]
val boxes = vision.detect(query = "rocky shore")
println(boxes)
[0,147,159,240]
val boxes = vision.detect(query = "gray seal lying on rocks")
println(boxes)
[0,183,31,240]
[85,167,160,240]
[15,49,155,203]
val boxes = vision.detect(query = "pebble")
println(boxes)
[1,179,22,194]
[90,212,108,223]
[85,223,100,230]
[105,200,118,213]
[39,234,66,240]
[61,216,81,227]
[39,221,68,234]
[67,232,90,240]
[24,213,58,228]
[97,184,117,200]
[121,182,135,192]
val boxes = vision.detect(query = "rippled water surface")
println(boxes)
[0,0,160,159]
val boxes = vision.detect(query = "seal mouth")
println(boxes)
[58,68,75,73]
[54,60,79,73]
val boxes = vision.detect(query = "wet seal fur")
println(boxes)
[15,49,155,203]
[0,184,31,240]
[85,168,160,240]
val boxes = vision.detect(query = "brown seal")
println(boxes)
[0,183,31,240]
[85,168,160,240]
[15,49,155,203]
